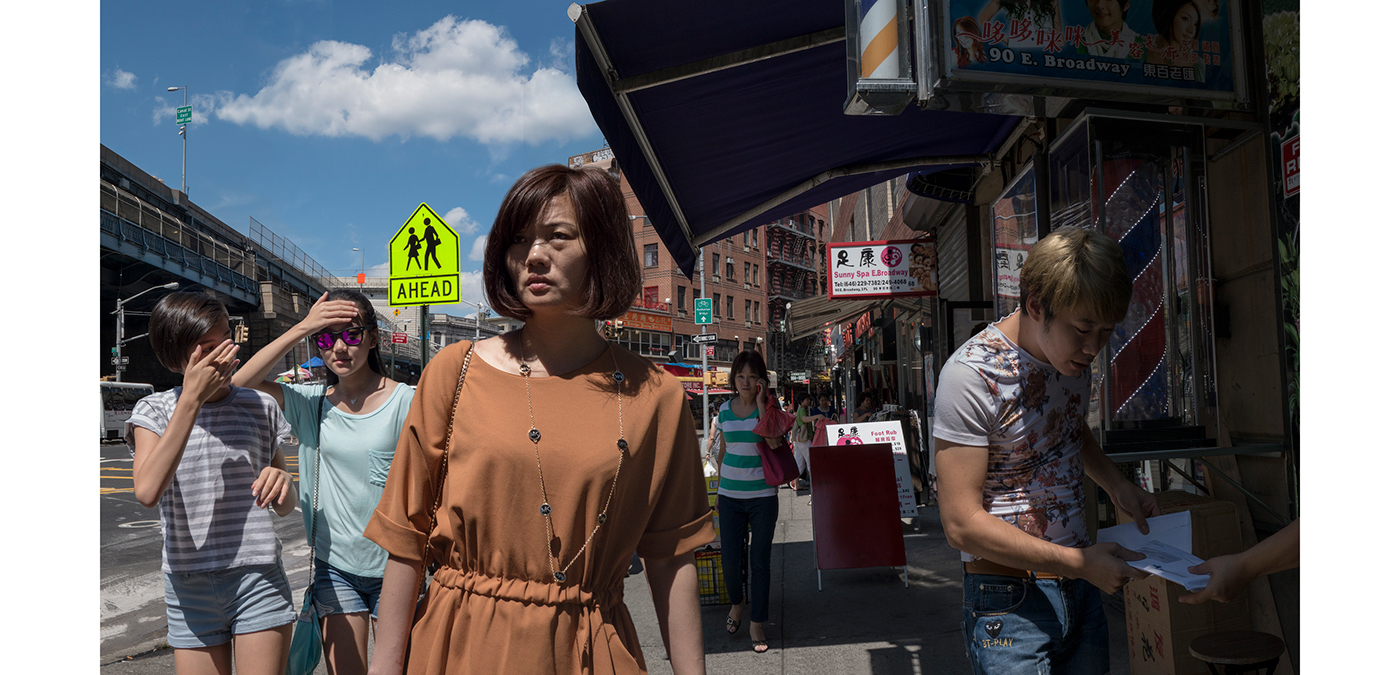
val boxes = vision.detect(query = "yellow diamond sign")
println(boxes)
[388,203,460,307]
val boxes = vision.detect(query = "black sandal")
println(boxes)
[752,640,769,653]
[725,616,740,634]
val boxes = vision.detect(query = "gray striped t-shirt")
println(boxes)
[126,386,292,574]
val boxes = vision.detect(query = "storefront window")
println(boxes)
[990,164,1041,319]
[1046,116,1215,440]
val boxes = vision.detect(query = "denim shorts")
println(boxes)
[312,559,383,619]
[961,573,1109,675]
[163,562,296,648]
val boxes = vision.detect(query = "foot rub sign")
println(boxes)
[388,203,460,307]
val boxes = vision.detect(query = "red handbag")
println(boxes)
[757,437,800,487]
[751,393,795,438]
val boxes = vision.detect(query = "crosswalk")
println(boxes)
[100,446,304,495]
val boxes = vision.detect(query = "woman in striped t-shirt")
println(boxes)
[708,349,780,653]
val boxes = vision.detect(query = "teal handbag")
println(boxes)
[285,589,322,675]
[286,397,326,675]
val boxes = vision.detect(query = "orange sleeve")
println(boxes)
[635,376,714,559]
[364,341,472,561]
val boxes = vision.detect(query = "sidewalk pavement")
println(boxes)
[101,465,1133,674]
[623,481,1133,674]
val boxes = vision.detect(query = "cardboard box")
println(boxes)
[706,475,721,542]
[1118,491,1251,675]
[695,548,730,606]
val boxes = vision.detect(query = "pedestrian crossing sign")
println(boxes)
[388,203,460,307]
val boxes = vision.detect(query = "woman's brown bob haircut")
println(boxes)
[483,164,641,321]
[1019,227,1132,323]
[149,291,230,372]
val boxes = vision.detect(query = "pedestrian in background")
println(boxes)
[712,350,782,653]
[933,227,1159,674]
[791,392,817,490]
[127,291,298,675]
[233,289,414,675]
[364,164,712,675]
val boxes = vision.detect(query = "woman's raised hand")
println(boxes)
[184,341,240,403]
[300,292,364,332]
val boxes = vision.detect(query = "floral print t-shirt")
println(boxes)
[932,323,1092,562]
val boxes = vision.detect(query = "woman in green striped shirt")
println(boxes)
[709,350,780,653]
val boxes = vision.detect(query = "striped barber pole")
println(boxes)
[859,0,902,79]
[1097,158,1169,421]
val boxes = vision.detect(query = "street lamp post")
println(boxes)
[352,248,365,289]
[464,301,490,340]
[112,282,180,382]
[166,86,188,195]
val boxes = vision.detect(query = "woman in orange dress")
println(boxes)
[364,165,712,675]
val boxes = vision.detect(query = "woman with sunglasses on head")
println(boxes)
[233,289,413,675]
[363,165,712,675]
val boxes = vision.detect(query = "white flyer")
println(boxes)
[823,421,917,518]
[1096,511,1210,591]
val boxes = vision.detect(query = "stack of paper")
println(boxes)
[1095,511,1211,591]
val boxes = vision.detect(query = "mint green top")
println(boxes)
[281,382,414,577]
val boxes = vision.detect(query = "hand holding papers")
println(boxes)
[1096,511,1211,591]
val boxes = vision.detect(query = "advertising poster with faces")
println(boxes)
[946,0,1235,94]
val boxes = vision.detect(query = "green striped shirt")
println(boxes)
[717,401,776,498]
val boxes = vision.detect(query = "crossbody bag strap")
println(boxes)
[420,343,475,568]
[307,394,326,589]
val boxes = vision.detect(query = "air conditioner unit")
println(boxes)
[745,283,751,289]
[746,321,753,328]
[712,274,720,283]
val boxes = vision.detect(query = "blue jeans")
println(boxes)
[962,573,1109,675]
[716,494,779,622]
[163,562,296,648]
[312,559,383,619]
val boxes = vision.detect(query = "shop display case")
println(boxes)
[995,114,1218,453]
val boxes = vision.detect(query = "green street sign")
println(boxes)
[694,298,713,325]
[176,106,192,124]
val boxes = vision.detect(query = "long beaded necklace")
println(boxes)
[520,343,628,584]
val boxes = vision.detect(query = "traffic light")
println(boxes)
[234,324,249,344]
[602,320,616,339]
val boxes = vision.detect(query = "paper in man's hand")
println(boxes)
[1096,511,1210,591]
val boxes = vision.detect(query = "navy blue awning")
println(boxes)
[572,0,1021,276]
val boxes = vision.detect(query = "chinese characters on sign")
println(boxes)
[944,0,1237,97]
[827,239,937,300]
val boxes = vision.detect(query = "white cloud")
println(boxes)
[467,234,488,261]
[546,38,572,71]
[108,68,137,89]
[368,262,391,276]
[443,207,479,234]
[215,15,595,144]
[458,270,487,309]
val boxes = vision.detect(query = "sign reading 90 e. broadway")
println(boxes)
[942,0,1242,101]
[827,239,937,300]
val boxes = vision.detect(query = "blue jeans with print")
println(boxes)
[962,573,1109,675]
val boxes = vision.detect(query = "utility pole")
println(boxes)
[112,282,179,381]
[166,86,189,194]
[699,245,709,446]
[420,305,429,378]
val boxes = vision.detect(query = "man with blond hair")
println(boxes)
[933,227,1160,674]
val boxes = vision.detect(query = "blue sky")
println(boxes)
[100,0,611,316]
